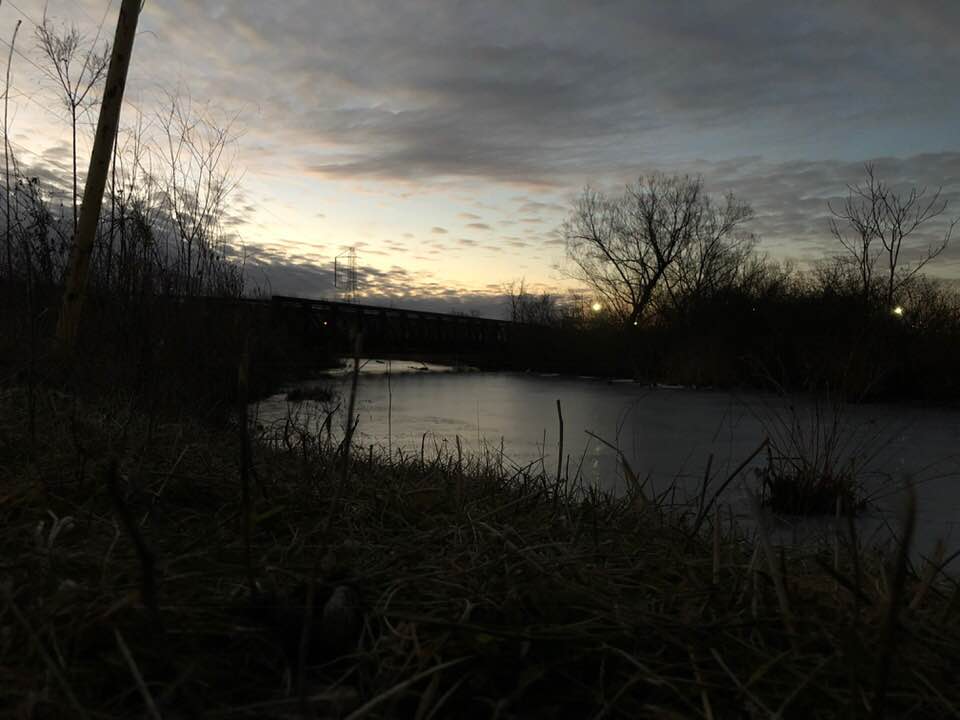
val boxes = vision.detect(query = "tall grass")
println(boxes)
[3,383,960,718]
[0,93,245,302]
[753,394,880,516]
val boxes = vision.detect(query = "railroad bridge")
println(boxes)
[267,295,515,363]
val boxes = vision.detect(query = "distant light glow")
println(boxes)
[892,305,905,317]
[591,302,603,313]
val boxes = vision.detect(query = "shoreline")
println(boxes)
[4,383,960,717]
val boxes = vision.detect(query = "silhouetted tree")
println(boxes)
[155,90,242,295]
[504,278,558,325]
[662,227,758,315]
[563,174,752,325]
[36,11,110,237]
[829,164,957,308]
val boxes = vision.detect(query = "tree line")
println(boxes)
[504,169,959,399]
[508,169,955,329]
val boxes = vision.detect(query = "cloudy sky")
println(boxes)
[3,0,959,314]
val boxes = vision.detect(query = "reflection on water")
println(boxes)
[255,361,960,554]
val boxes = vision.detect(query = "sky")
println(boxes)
[2,0,959,315]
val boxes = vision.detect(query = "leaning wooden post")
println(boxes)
[55,0,142,351]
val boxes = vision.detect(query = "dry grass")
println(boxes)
[756,396,874,517]
[2,384,960,719]
[757,459,866,516]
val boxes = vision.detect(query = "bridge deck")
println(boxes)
[269,295,508,325]
[264,294,518,361]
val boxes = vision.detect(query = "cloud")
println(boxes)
[191,149,960,301]
[698,152,960,264]
[243,241,509,316]
[11,0,960,302]
[113,1,952,189]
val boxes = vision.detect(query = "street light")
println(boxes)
[591,301,603,313]
[892,305,905,317]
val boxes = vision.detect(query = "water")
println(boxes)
[255,360,960,556]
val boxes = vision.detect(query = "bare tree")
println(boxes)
[99,105,163,297]
[828,188,877,302]
[66,87,244,300]
[36,11,110,236]
[504,278,558,325]
[155,90,242,295]
[563,174,752,325]
[663,201,757,311]
[829,164,957,307]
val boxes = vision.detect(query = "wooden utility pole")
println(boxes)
[55,0,142,351]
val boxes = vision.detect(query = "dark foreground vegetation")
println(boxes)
[4,382,960,718]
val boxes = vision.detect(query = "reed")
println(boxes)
[2,383,960,718]
[755,394,873,516]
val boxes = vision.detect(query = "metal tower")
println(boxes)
[334,247,358,303]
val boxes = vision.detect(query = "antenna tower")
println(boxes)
[334,247,358,302]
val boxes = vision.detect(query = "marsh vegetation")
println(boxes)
[4,382,960,718]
